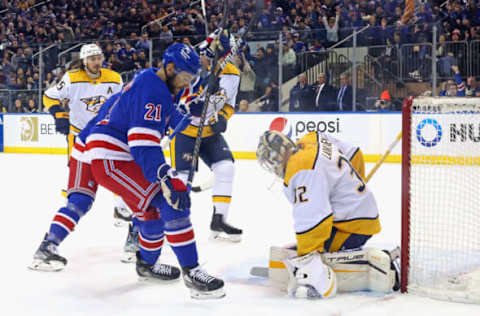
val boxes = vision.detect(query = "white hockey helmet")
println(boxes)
[80,43,103,62]
[257,130,296,178]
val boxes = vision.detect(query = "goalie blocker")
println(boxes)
[265,246,400,298]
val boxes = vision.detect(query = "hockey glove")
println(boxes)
[210,115,227,134]
[183,94,204,117]
[48,105,69,135]
[284,252,337,299]
[157,164,190,210]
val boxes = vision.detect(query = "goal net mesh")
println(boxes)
[402,97,480,304]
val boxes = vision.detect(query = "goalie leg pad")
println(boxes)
[268,246,398,294]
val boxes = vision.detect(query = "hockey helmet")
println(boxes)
[257,130,296,178]
[80,43,103,60]
[163,43,201,76]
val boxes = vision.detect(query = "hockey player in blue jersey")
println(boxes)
[31,43,225,299]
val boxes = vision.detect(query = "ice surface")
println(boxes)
[1,153,479,315]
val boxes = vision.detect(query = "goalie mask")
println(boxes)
[257,130,296,178]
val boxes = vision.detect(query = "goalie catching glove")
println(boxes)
[284,251,337,299]
[48,105,69,135]
[157,164,190,210]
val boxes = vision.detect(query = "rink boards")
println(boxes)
[0,112,403,163]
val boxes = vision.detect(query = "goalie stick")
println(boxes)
[186,8,257,191]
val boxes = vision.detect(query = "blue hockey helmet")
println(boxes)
[162,43,201,75]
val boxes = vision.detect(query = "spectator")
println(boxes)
[260,81,279,112]
[313,72,336,111]
[135,33,150,53]
[321,7,340,47]
[10,98,26,113]
[252,47,271,99]
[26,98,38,113]
[441,65,466,96]
[466,76,478,96]
[289,74,314,112]
[235,53,256,103]
[374,90,392,111]
[336,73,353,111]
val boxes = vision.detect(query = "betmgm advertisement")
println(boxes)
[3,114,67,154]
[413,114,480,164]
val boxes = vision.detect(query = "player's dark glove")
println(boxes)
[210,115,227,134]
[48,105,69,135]
[157,164,190,210]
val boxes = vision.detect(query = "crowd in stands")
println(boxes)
[1,0,480,113]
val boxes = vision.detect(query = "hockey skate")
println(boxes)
[182,265,225,299]
[210,211,242,243]
[29,235,67,272]
[113,206,132,227]
[136,252,181,282]
[120,223,139,263]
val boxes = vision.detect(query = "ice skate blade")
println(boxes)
[137,276,180,283]
[114,219,128,227]
[189,287,226,299]
[28,259,65,272]
[209,231,242,243]
[120,252,136,263]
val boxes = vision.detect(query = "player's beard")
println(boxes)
[166,72,177,94]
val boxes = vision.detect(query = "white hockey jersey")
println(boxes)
[320,132,359,161]
[283,132,381,256]
[43,68,123,135]
[180,63,239,138]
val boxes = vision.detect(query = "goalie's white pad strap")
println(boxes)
[268,246,396,294]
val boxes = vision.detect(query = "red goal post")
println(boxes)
[401,96,480,304]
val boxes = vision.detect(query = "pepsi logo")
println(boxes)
[269,117,292,138]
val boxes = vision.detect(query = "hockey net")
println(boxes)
[401,96,480,304]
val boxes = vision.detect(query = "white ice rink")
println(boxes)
[1,153,479,316]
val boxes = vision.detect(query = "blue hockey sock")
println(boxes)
[164,217,198,268]
[138,219,164,265]
[47,193,93,245]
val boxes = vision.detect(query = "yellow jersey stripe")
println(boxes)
[284,132,319,186]
[333,216,381,236]
[42,95,61,110]
[296,214,333,255]
[68,68,121,85]
[212,196,232,203]
[181,124,215,138]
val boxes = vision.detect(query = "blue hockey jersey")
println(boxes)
[85,68,185,183]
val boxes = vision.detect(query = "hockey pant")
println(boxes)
[91,159,198,267]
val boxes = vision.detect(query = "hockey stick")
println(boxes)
[186,2,229,192]
[160,113,192,149]
[201,0,208,39]
[186,9,258,192]
[250,266,269,278]
[365,131,402,183]
[191,176,214,192]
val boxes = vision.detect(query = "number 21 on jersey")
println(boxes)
[144,103,162,121]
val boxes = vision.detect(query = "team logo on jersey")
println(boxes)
[416,118,442,147]
[182,152,193,162]
[20,117,39,142]
[80,95,107,113]
[180,46,192,60]
[269,117,292,138]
